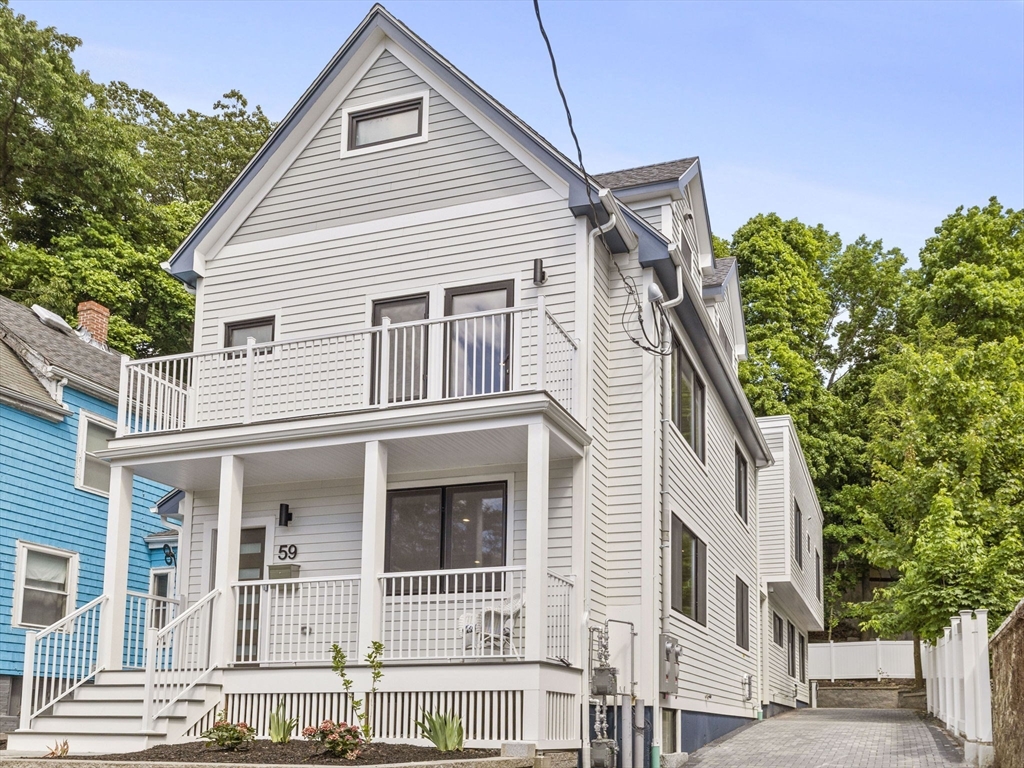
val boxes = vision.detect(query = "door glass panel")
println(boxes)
[373,295,429,404]
[446,284,512,397]
[446,483,506,570]
[236,527,265,662]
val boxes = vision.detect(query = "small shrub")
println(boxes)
[416,710,465,751]
[269,700,298,743]
[303,719,363,757]
[331,640,384,742]
[44,739,70,757]
[200,708,255,750]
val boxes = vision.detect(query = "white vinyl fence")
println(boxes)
[809,639,916,681]
[923,610,993,767]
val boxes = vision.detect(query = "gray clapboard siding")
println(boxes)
[185,468,573,603]
[661,329,760,717]
[632,205,662,233]
[230,50,547,246]
[202,197,576,351]
[765,597,810,706]
[757,428,788,577]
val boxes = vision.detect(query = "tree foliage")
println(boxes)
[0,1,274,355]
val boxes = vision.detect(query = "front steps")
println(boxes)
[6,669,222,755]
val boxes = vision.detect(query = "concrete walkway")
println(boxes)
[686,709,963,767]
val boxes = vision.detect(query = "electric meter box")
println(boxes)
[591,666,618,696]
[590,739,617,768]
[659,633,681,693]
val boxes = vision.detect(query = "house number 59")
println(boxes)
[277,544,298,560]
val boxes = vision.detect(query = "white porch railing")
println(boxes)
[546,571,573,663]
[923,609,993,765]
[381,567,527,660]
[119,299,578,436]
[20,595,106,730]
[232,575,360,664]
[144,589,217,725]
[808,639,915,681]
[125,591,179,669]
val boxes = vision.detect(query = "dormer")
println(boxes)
[701,257,748,369]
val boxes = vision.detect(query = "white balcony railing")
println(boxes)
[119,299,577,436]
[546,571,574,664]
[124,590,179,669]
[232,575,360,665]
[380,567,528,661]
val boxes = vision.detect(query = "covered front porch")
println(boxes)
[19,401,587,748]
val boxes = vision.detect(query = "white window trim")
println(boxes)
[75,409,116,497]
[340,90,430,159]
[217,309,283,350]
[12,540,79,630]
[149,567,177,600]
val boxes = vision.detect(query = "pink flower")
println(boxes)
[327,732,340,741]
[302,726,317,737]
[321,719,335,729]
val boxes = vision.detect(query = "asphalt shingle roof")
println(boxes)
[703,257,736,289]
[593,158,698,191]
[0,295,121,397]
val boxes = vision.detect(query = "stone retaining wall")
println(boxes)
[991,599,1024,768]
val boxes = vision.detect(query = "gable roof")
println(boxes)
[0,338,68,420]
[703,257,736,290]
[166,4,665,285]
[0,296,121,401]
[594,158,698,191]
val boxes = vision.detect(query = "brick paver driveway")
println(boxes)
[686,709,962,767]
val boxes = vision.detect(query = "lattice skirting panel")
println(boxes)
[187,692,352,739]
[546,691,578,741]
[371,689,524,742]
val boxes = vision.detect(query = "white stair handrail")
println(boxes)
[21,594,108,729]
[144,589,218,726]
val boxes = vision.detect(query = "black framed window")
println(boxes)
[671,342,706,461]
[671,516,706,625]
[372,294,429,404]
[349,99,423,150]
[224,317,275,348]
[385,482,507,590]
[794,501,804,568]
[799,633,807,683]
[735,577,749,650]
[445,281,514,397]
[816,550,822,601]
[787,621,796,677]
[773,612,784,646]
[735,447,748,523]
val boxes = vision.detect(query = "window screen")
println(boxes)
[81,418,114,493]
[20,548,72,627]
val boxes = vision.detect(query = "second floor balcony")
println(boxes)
[117,298,577,437]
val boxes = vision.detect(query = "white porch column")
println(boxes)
[176,492,194,609]
[98,465,135,669]
[210,455,244,667]
[525,422,550,661]
[359,440,388,652]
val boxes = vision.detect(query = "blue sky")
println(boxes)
[15,0,1024,262]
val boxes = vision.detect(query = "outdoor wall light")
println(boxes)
[279,503,293,527]
[533,258,547,285]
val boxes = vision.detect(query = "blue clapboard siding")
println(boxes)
[0,387,172,676]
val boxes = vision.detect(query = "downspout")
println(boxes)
[581,210,618,768]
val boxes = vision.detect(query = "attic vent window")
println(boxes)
[349,99,423,150]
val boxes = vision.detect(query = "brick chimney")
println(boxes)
[77,301,110,345]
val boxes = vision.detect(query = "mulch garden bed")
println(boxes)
[67,742,502,764]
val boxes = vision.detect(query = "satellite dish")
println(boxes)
[31,304,75,335]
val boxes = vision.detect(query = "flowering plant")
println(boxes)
[303,719,364,757]
[200,708,255,749]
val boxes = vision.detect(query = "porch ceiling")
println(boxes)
[126,422,578,491]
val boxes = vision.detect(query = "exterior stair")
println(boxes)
[6,669,222,755]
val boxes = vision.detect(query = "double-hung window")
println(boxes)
[14,542,78,628]
[671,342,705,461]
[735,447,748,523]
[773,611,784,646]
[77,412,115,495]
[671,516,706,625]
[735,577,750,650]
[799,633,807,683]
[385,482,507,592]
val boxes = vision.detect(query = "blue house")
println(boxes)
[0,297,174,734]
